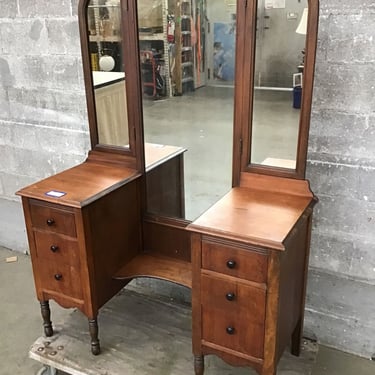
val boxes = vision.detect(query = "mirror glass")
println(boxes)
[137,0,236,221]
[87,0,129,147]
[250,0,308,169]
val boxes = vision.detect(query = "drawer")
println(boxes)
[34,232,80,268]
[30,202,76,237]
[201,274,266,359]
[36,260,83,300]
[202,240,268,283]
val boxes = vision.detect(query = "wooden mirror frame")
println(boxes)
[78,0,319,190]
[78,0,145,171]
[233,0,319,184]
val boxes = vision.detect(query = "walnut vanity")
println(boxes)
[17,1,319,374]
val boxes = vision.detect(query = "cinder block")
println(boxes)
[0,198,28,253]
[0,19,49,56]
[310,230,375,281]
[11,55,82,90]
[71,0,79,16]
[18,0,71,17]
[6,87,87,130]
[305,269,375,357]
[308,109,374,161]
[307,162,375,202]
[1,18,81,57]
[304,307,375,359]
[46,19,81,55]
[0,94,10,120]
[0,56,15,87]
[0,144,87,179]
[320,0,375,15]
[0,120,12,146]
[327,14,375,63]
[313,63,375,113]
[315,15,329,65]
[311,195,375,240]
[0,172,36,199]
[307,268,375,322]
[0,0,18,18]
[0,121,89,156]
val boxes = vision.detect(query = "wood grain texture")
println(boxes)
[143,217,191,261]
[114,253,192,288]
[16,161,141,208]
[29,201,77,236]
[191,232,203,357]
[201,273,266,358]
[146,152,186,218]
[239,172,315,198]
[188,186,313,250]
[81,179,142,310]
[34,232,80,268]
[190,175,317,374]
[201,239,268,284]
[18,163,142,351]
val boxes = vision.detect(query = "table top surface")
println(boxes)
[188,186,314,249]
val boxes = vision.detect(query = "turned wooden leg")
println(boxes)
[40,301,53,337]
[88,318,100,355]
[194,355,204,375]
[291,317,303,356]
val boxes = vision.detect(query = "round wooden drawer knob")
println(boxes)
[226,326,235,335]
[54,274,63,281]
[46,219,55,226]
[226,260,236,269]
[226,292,235,301]
[50,245,59,253]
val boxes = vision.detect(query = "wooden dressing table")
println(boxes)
[17,1,320,374]
[189,175,316,374]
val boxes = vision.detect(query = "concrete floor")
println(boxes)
[0,246,374,375]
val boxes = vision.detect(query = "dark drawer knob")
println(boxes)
[226,260,236,269]
[226,292,235,301]
[54,274,63,281]
[50,245,59,253]
[226,326,235,335]
[46,219,55,226]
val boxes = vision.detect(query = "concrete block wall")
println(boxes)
[0,0,374,360]
[305,0,375,358]
[0,0,89,251]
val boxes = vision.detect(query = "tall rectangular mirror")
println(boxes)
[251,0,308,170]
[86,0,129,148]
[138,0,237,221]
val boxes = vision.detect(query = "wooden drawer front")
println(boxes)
[30,203,76,237]
[202,241,267,283]
[201,275,266,358]
[34,232,80,268]
[37,260,83,300]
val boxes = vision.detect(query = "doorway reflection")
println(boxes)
[138,0,236,221]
